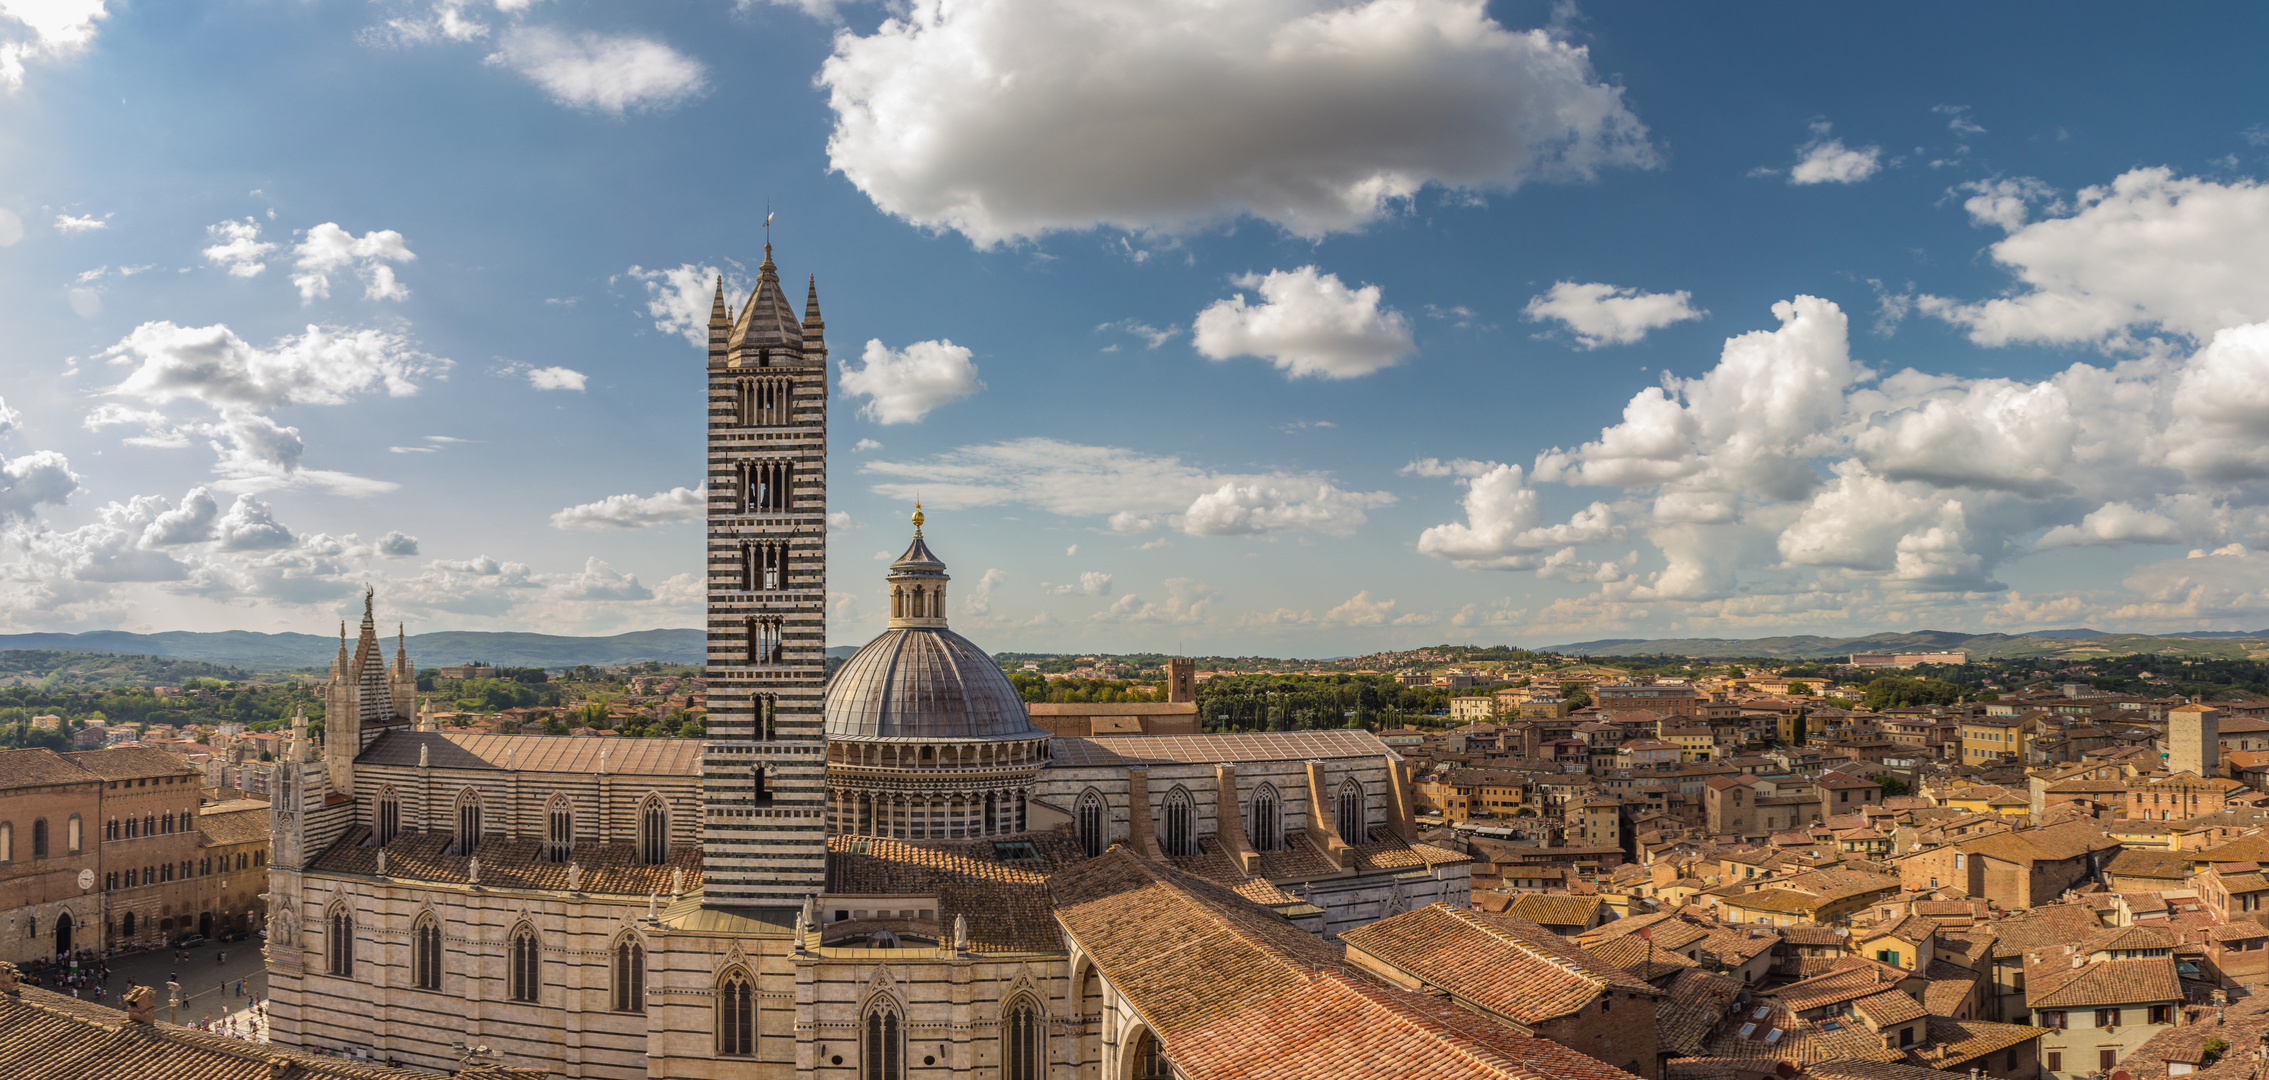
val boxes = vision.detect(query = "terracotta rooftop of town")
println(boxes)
[1340,905,1656,1026]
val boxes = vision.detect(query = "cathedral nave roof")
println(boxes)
[1048,728,1398,768]
[311,825,703,896]
[825,832,1084,954]
[355,730,702,775]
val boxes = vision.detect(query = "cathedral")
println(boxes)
[261,245,1472,1079]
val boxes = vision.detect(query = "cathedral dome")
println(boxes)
[823,510,1044,742]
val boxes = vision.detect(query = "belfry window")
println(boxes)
[719,970,755,1056]
[1075,790,1106,858]
[862,998,904,1080]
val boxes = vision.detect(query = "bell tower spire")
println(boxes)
[707,275,730,368]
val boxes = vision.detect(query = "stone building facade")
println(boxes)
[263,246,1469,1080]
[0,749,101,961]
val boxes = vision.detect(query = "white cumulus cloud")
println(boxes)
[817,0,1655,245]
[2037,502,2183,549]
[864,437,1395,538]
[524,366,586,391]
[487,26,706,114]
[550,485,705,529]
[291,223,416,302]
[1918,168,2269,348]
[1523,281,1705,348]
[0,0,107,89]
[1193,266,1414,379]
[626,263,747,348]
[202,219,277,278]
[837,339,982,424]
[53,212,106,232]
[1788,124,1882,185]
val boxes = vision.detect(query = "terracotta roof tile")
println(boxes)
[60,747,198,780]
[829,832,1080,954]
[353,731,701,775]
[1340,906,1655,1025]
[1048,730,1392,768]
[1502,894,1606,928]
[311,825,701,898]
[0,748,100,787]
[2024,956,2181,1009]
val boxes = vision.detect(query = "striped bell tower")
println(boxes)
[701,243,830,906]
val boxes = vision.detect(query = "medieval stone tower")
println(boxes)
[702,244,830,906]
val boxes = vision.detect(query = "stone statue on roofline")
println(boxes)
[954,914,969,953]
[569,862,583,892]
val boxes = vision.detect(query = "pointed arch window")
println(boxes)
[1075,789,1107,858]
[639,795,669,865]
[327,904,354,977]
[412,914,442,990]
[719,969,755,1056]
[1004,995,1044,1080]
[1248,783,1281,852]
[377,786,400,847]
[862,997,905,1080]
[613,935,645,1013]
[1162,786,1196,856]
[454,789,483,856]
[546,795,573,863]
[1336,778,1366,843]
[507,923,540,1003]
[1132,1029,1172,1080]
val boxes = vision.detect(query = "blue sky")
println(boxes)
[6,1,2269,655]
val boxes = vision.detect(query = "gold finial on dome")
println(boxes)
[912,501,925,529]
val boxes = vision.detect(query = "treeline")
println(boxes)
[0,649,252,688]
[1196,674,1450,732]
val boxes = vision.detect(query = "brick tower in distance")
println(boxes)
[702,244,829,906]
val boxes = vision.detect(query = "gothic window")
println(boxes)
[546,795,573,863]
[1248,783,1282,852]
[613,936,645,1013]
[758,694,777,741]
[1131,1029,1172,1080]
[507,923,540,1003]
[639,795,669,865]
[412,914,442,990]
[0,822,10,862]
[746,616,761,665]
[162,811,173,834]
[752,766,772,806]
[327,904,354,977]
[31,818,46,859]
[1076,789,1107,858]
[734,462,750,514]
[1004,995,1044,1080]
[143,813,154,836]
[718,969,755,1056]
[455,789,483,856]
[1162,786,1195,857]
[1336,779,1366,842]
[124,816,136,839]
[105,818,117,841]
[67,814,81,854]
[862,997,904,1080]
[742,542,757,591]
[377,787,399,847]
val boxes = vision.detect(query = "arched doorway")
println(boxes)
[121,911,136,938]
[54,911,72,954]
[199,912,213,938]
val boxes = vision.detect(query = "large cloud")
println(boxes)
[837,339,982,423]
[1193,267,1415,379]
[865,437,1393,538]
[1413,264,2269,625]
[0,0,107,89]
[1918,168,2269,348]
[89,321,447,492]
[818,0,1655,245]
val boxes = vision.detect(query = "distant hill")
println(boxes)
[0,629,705,671]
[1538,628,2269,661]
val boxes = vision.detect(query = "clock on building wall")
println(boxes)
[77,869,94,891]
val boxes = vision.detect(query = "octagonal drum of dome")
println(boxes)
[824,626,1042,741]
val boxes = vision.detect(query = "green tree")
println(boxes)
[1560,682,1591,709]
